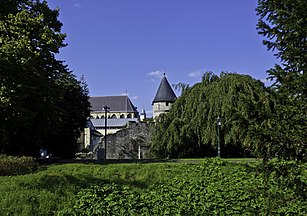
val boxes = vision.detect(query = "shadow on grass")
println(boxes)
[24,157,259,194]
[18,172,148,194]
[56,158,171,165]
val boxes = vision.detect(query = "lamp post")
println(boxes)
[216,116,222,157]
[104,106,110,162]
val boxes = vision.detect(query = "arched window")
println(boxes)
[127,114,132,118]
[120,114,125,118]
[96,116,99,119]
[111,114,117,119]
[101,115,105,118]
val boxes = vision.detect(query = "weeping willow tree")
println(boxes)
[150,72,273,159]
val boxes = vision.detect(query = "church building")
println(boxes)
[79,75,177,158]
[81,95,139,150]
[89,95,139,119]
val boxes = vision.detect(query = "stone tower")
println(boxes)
[152,74,177,119]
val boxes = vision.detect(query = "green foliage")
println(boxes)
[59,159,307,215]
[256,0,307,71]
[0,155,37,176]
[256,0,307,161]
[66,184,141,216]
[0,160,306,215]
[151,72,272,158]
[0,0,90,157]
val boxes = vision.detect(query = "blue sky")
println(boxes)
[48,0,278,117]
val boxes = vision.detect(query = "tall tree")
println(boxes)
[150,72,272,159]
[0,0,90,157]
[257,0,307,161]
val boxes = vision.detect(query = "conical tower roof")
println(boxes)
[152,75,177,105]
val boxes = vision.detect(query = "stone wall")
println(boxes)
[153,101,174,119]
[105,121,154,159]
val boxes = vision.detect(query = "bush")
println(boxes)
[0,155,38,176]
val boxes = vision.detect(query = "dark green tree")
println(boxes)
[150,72,273,159]
[257,0,307,161]
[0,0,90,157]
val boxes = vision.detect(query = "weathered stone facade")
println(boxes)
[152,101,173,118]
[103,121,154,159]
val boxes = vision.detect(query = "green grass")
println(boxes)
[0,162,193,215]
[0,159,306,215]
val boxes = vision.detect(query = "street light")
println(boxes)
[104,106,110,162]
[216,116,222,157]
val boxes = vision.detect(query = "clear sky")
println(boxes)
[48,0,278,117]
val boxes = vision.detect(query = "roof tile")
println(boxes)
[89,96,138,113]
[152,76,177,104]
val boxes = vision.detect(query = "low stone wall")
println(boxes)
[105,121,153,159]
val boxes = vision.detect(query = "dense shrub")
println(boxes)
[0,155,38,176]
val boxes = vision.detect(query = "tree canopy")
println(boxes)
[150,72,273,159]
[257,0,307,161]
[151,0,307,161]
[0,0,90,158]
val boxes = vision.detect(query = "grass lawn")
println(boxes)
[0,161,197,215]
[0,158,306,215]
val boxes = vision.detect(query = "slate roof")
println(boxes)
[90,118,138,128]
[89,96,138,113]
[152,76,177,104]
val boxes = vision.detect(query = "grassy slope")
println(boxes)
[0,162,196,215]
[0,159,305,215]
